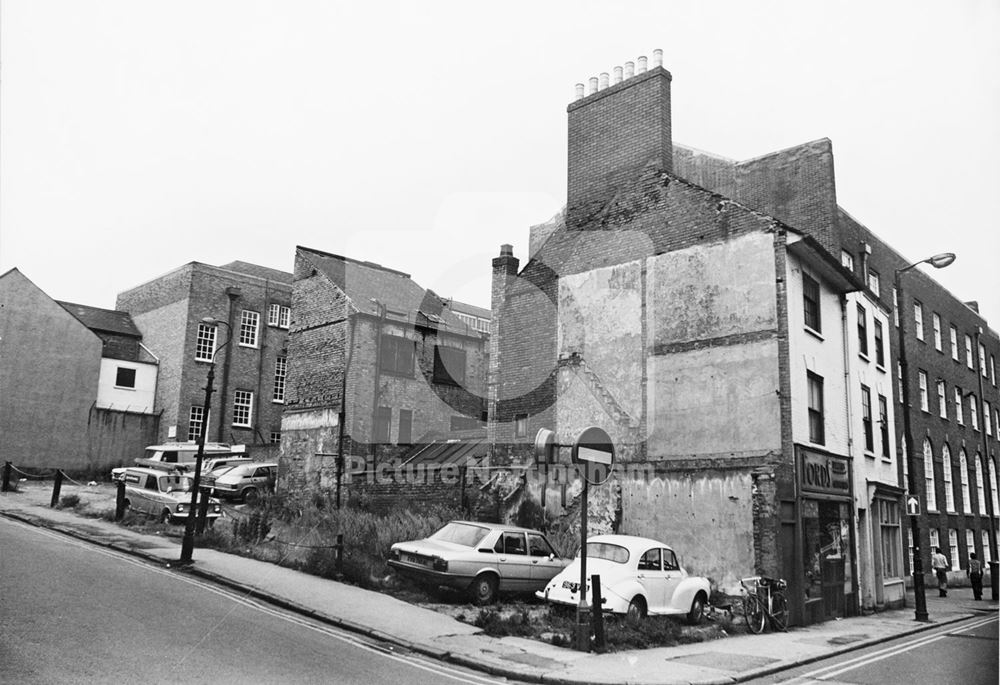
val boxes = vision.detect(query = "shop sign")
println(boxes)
[800,449,850,495]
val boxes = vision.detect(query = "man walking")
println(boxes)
[931,547,949,597]
[968,552,983,600]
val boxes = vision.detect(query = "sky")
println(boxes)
[2,1,998,327]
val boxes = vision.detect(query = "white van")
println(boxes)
[114,467,223,524]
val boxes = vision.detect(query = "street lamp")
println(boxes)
[895,252,955,622]
[973,326,1000,600]
[179,317,232,563]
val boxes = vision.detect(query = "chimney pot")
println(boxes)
[500,244,514,257]
[599,72,609,90]
[624,61,635,79]
[653,49,663,68]
[588,77,598,94]
[613,66,623,84]
[637,56,647,73]
[574,83,585,100]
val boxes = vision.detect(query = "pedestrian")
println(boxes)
[968,552,983,601]
[931,547,949,597]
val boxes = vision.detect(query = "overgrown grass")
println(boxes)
[56,494,81,510]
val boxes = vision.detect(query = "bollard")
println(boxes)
[991,561,999,602]
[591,574,606,653]
[50,470,64,507]
[115,480,126,521]
[2,461,11,492]
[336,533,344,577]
[195,487,211,535]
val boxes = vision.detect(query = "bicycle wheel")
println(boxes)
[770,592,788,632]
[743,594,766,634]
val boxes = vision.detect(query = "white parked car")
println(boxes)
[204,461,277,502]
[537,534,711,624]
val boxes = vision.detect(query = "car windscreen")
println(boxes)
[429,522,491,547]
[159,475,193,493]
[579,542,629,564]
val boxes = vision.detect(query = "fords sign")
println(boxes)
[799,448,850,496]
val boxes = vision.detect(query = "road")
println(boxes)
[747,612,998,685]
[0,517,514,684]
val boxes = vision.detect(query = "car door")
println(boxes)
[494,531,534,591]
[636,547,670,612]
[526,533,563,585]
[661,548,685,611]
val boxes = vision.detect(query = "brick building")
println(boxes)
[488,52,997,625]
[279,246,489,500]
[116,260,292,454]
[0,268,159,472]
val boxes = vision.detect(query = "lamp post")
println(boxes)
[895,252,955,622]
[973,327,1000,600]
[179,317,232,563]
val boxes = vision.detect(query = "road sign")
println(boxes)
[906,496,920,516]
[572,426,615,485]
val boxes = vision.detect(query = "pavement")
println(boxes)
[2,482,997,685]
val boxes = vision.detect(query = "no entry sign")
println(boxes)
[572,426,615,485]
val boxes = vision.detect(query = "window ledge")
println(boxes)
[858,352,871,363]
[272,400,285,405]
[804,326,824,341]
[238,343,258,349]
[875,364,886,373]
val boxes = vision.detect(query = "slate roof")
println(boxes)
[219,261,294,285]
[57,301,142,338]
[399,436,489,466]
[297,246,476,335]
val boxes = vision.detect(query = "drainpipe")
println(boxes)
[217,287,240,443]
[254,279,271,443]
[840,294,861,616]
[369,300,386,471]
[337,312,358,508]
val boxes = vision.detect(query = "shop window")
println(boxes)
[802,499,852,615]
[878,499,901,579]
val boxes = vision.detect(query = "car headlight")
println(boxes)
[213,504,221,513]
[176,504,186,512]
[432,556,448,572]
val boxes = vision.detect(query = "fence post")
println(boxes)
[115,480,126,520]
[195,487,211,535]
[336,533,344,577]
[2,462,11,492]
[50,470,64,507]
[591,574,606,653]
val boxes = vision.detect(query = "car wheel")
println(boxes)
[626,596,647,625]
[470,573,498,605]
[159,509,172,524]
[687,592,706,625]
[243,487,259,504]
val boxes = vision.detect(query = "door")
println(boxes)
[494,532,534,591]
[636,547,670,611]
[527,533,562,584]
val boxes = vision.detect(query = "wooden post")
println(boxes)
[336,533,344,577]
[1,462,11,492]
[115,480,126,520]
[195,487,211,535]
[50,470,64,507]
[591,574,606,653]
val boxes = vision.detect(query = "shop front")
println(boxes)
[798,446,858,624]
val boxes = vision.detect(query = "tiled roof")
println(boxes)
[297,246,476,335]
[57,301,142,338]
[219,261,294,284]
[399,436,489,466]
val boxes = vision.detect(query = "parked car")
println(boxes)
[204,461,277,502]
[187,455,254,477]
[537,534,711,624]
[110,442,248,481]
[388,521,568,604]
[112,467,222,524]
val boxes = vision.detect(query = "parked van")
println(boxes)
[114,467,222,524]
[110,442,249,481]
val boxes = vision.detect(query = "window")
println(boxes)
[906,529,914,577]
[879,395,890,460]
[115,367,136,389]
[433,345,466,386]
[638,548,662,571]
[960,450,972,514]
[893,287,899,327]
[965,334,974,369]
[269,431,281,445]
[990,459,999,514]
[841,250,855,272]
[803,273,821,332]
[873,319,885,367]
[857,305,869,357]
[861,385,874,453]
[942,445,955,512]
[949,529,960,571]
[954,387,964,425]
[985,401,993,436]
[398,409,413,445]
[897,362,903,403]
[932,313,942,351]
[528,533,555,558]
[936,380,947,419]
[929,529,939,558]
[967,529,976,566]
[514,413,528,438]
[970,394,979,431]
[918,371,929,412]
[380,335,415,377]
[272,356,287,403]
[975,454,987,515]
[983,530,992,564]
[996,408,1000,440]
[924,439,937,511]
[902,436,909,485]
[239,310,260,348]
[979,343,987,377]
[950,326,959,361]
[195,323,217,361]
[878,499,901,579]
[913,301,924,340]
[991,355,996,386]
[808,372,825,445]
[867,269,880,296]
[268,303,291,329]
[374,406,391,443]
[188,406,205,441]
[233,390,253,427]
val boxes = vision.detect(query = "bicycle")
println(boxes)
[740,575,788,633]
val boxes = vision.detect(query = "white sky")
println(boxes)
[2,1,998,326]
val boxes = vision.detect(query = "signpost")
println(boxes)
[906,496,920,516]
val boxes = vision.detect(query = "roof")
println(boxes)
[446,300,491,320]
[297,246,477,335]
[218,261,293,284]
[57,301,142,338]
[399,436,489,466]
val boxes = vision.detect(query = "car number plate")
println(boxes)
[404,554,428,566]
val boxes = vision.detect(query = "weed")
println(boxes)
[473,608,536,637]
[57,494,81,510]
